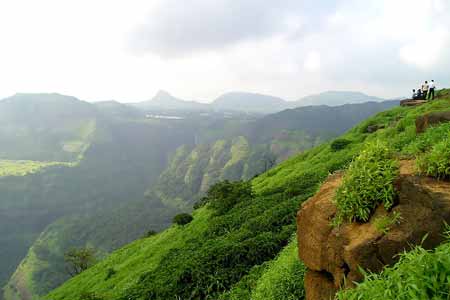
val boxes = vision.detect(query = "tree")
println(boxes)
[173,213,194,226]
[64,247,97,277]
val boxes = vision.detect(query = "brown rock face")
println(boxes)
[297,161,450,300]
[416,111,450,133]
[400,99,428,107]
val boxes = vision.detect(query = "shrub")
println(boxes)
[202,180,254,215]
[417,137,450,180]
[172,213,193,226]
[333,141,399,226]
[105,267,116,281]
[331,139,352,152]
[144,230,158,238]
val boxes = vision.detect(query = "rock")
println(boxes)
[365,124,385,133]
[416,111,450,133]
[297,161,450,300]
[400,99,428,107]
[304,270,337,300]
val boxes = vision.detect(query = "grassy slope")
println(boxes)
[47,91,450,300]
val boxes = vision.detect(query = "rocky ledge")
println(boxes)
[297,161,450,300]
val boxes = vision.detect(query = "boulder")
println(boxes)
[297,161,450,300]
[365,124,385,133]
[400,99,428,107]
[416,111,450,133]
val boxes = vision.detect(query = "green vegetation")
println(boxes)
[417,136,450,179]
[333,141,399,225]
[64,247,98,277]
[47,91,450,300]
[331,138,352,151]
[172,213,194,225]
[337,240,450,300]
[374,212,402,235]
[0,160,70,177]
[0,92,443,300]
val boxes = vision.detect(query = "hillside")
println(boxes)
[47,91,450,300]
[0,93,97,162]
[212,92,288,114]
[2,97,399,300]
[294,91,385,107]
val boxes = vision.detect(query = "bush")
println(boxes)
[417,137,450,180]
[202,180,254,215]
[333,141,399,225]
[331,139,352,152]
[144,230,158,238]
[105,268,116,281]
[172,213,193,226]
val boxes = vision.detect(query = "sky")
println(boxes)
[0,0,449,103]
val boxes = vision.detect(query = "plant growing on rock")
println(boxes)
[333,141,399,226]
[374,212,402,235]
[417,137,450,180]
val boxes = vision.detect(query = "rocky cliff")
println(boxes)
[297,161,450,300]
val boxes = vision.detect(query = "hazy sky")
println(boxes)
[0,0,449,103]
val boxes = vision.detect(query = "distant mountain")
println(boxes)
[293,91,385,107]
[0,93,97,161]
[94,100,143,119]
[212,92,288,114]
[132,90,209,112]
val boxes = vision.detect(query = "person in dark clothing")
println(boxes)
[412,89,418,100]
[417,89,423,100]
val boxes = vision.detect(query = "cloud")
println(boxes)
[130,0,337,58]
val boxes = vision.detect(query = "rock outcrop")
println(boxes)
[400,99,428,107]
[416,111,450,133]
[297,161,450,300]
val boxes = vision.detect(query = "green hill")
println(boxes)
[47,90,450,300]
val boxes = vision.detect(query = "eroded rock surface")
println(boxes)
[416,111,450,133]
[297,161,450,300]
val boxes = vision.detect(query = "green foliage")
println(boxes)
[417,137,450,179]
[172,213,193,225]
[331,138,352,151]
[202,180,254,214]
[333,141,399,225]
[46,94,450,300]
[64,247,98,277]
[337,241,450,300]
[251,237,306,300]
[79,292,105,300]
[104,268,116,281]
[374,212,402,235]
[144,230,158,238]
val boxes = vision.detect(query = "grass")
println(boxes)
[0,160,71,177]
[332,141,399,226]
[417,136,450,179]
[374,212,402,235]
[337,240,450,300]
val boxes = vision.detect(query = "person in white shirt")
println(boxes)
[422,81,429,100]
[429,80,436,100]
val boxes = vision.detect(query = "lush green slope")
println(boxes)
[47,91,450,300]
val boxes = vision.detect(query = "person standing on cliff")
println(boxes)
[422,81,429,100]
[428,80,436,100]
